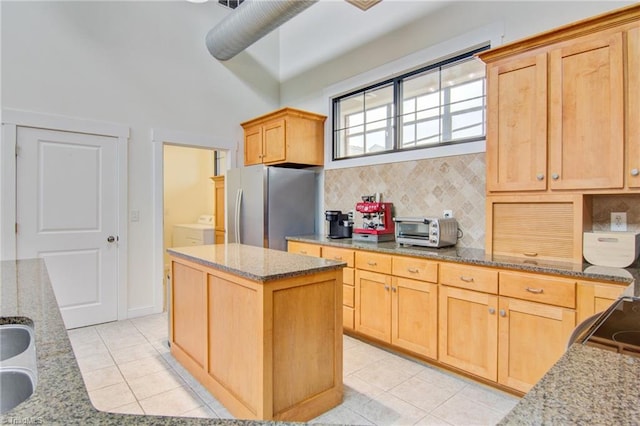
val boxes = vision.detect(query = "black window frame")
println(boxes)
[332,45,490,161]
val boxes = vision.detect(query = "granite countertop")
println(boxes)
[0,258,300,425]
[167,243,346,282]
[287,235,640,292]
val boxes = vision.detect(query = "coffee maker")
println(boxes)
[353,194,395,243]
[325,210,353,239]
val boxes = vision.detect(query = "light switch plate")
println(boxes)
[611,212,627,231]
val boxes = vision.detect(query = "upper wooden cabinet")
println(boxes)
[480,4,640,194]
[241,107,326,167]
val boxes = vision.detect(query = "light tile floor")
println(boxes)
[67,313,519,425]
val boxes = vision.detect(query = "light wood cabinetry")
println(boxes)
[576,280,627,322]
[486,194,590,262]
[355,269,392,341]
[485,52,547,192]
[481,5,640,194]
[211,176,225,243]
[322,246,356,331]
[547,31,624,191]
[241,107,326,167]
[287,241,322,257]
[628,25,640,188]
[170,254,343,422]
[439,265,577,393]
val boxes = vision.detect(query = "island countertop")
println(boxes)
[167,243,346,282]
[0,257,308,425]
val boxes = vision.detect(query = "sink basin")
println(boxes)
[0,368,36,414]
[0,324,33,362]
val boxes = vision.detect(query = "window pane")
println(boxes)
[366,131,387,152]
[402,124,415,145]
[417,120,440,142]
[347,134,364,156]
[336,94,364,131]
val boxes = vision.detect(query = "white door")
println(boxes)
[16,127,119,329]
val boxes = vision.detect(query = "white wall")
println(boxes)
[1,1,280,316]
[280,1,635,111]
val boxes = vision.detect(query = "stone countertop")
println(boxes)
[500,344,640,425]
[0,258,300,425]
[167,243,346,282]
[287,235,640,292]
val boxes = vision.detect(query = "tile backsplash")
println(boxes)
[324,154,640,251]
[324,153,487,249]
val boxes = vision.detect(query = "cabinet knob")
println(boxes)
[499,309,507,317]
[392,287,397,292]
[631,168,639,177]
[384,285,390,291]
[489,307,496,315]
[551,173,560,180]
[536,173,545,181]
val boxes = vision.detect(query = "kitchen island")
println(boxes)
[167,244,345,422]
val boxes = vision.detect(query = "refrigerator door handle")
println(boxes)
[235,188,243,244]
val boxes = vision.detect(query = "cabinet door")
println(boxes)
[391,277,438,359]
[213,176,225,232]
[355,269,392,342]
[576,281,626,323]
[548,32,624,190]
[244,125,263,166]
[486,53,547,192]
[628,26,640,188]
[262,119,286,164]
[438,286,498,381]
[498,297,575,393]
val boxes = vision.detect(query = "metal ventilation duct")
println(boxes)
[206,0,318,61]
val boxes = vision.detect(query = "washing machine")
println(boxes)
[172,215,215,247]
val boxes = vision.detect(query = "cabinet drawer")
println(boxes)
[356,251,392,274]
[392,256,438,283]
[322,246,355,267]
[343,306,354,330]
[287,241,321,257]
[343,267,355,286]
[500,271,576,308]
[343,285,355,308]
[440,263,498,294]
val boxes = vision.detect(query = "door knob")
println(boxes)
[107,236,116,243]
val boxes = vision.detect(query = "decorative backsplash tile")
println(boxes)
[592,195,640,232]
[324,155,640,250]
[324,153,487,249]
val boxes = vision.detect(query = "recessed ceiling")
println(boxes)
[277,0,447,81]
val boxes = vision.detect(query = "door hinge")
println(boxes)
[15,223,18,234]
[15,145,20,157]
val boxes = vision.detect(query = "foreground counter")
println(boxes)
[167,244,346,422]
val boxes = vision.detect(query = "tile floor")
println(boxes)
[67,313,519,425]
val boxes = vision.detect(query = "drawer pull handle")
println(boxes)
[525,287,544,294]
[523,252,538,257]
[368,261,377,266]
[459,276,474,283]
[489,307,496,315]
[597,237,619,243]
[407,268,419,273]
[499,309,507,317]
[300,250,307,254]
[334,256,343,260]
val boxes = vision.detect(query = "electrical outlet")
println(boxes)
[611,212,627,231]
[443,210,453,218]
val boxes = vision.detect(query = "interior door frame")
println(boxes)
[1,108,129,321]
[151,128,236,315]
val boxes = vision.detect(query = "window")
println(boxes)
[332,47,488,160]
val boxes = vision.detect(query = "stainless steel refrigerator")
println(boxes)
[226,164,317,251]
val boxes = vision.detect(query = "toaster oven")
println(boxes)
[393,217,458,248]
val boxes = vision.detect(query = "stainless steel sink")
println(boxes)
[0,323,38,414]
[0,368,36,414]
[0,324,33,362]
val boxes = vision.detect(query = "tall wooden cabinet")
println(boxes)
[211,176,225,243]
[241,107,326,167]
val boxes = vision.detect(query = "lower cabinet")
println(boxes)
[497,297,575,393]
[438,285,498,381]
[576,280,627,323]
[355,269,438,359]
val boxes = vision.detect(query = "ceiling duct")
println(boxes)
[205,0,318,61]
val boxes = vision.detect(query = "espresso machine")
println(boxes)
[353,194,395,243]
[325,210,353,239]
